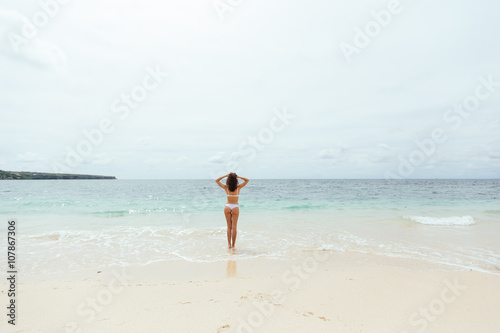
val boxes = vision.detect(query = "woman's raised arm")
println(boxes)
[237,176,250,188]
[215,174,229,188]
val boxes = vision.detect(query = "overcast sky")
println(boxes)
[1,0,499,179]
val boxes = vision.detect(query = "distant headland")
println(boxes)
[0,170,116,180]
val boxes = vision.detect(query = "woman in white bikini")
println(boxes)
[215,173,249,248]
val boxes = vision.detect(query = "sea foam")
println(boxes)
[403,215,475,226]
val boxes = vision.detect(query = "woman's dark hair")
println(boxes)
[226,173,239,192]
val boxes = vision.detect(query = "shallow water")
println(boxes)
[1,179,499,277]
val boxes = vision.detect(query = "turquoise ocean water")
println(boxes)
[1,179,499,277]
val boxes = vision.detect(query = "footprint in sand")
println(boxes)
[302,312,330,321]
[216,324,230,332]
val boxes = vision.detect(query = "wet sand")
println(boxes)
[2,252,499,333]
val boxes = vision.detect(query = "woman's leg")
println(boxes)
[224,206,232,248]
[231,207,239,248]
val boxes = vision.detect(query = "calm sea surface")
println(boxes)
[1,179,499,277]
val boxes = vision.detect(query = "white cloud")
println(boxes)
[1,0,499,179]
[135,136,153,146]
[318,143,349,159]
[143,158,163,169]
[291,143,308,151]
[489,152,500,160]
[175,155,188,163]
[372,143,397,164]
[0,8,67,68]
[14,152,45,162]
[208,152,225,164]
[89,153,114,165]
[318,149,336,159]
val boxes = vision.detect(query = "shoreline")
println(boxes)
[2,252,499,332]
[11,218,500,279]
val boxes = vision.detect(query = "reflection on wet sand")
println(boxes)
[226,260,237,277]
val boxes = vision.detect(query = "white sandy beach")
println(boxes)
[2,251,499,333]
